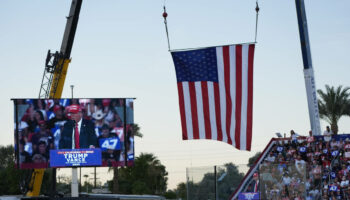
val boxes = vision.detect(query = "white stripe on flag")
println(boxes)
[216,47,227,143]
[240,45,249,150]
[207,82,217,140]
[195,82,206,139]
[182,82,193,140]
[229,45,236,146]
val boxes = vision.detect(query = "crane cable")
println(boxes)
[162,1,260,51]
[255,0,260,43]
[162,1,171,51]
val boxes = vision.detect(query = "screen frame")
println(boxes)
[12,97,135,169]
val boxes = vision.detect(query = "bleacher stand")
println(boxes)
[233,133,350,200]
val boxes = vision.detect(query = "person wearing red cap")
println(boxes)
[59,104,97,149]
[47,105,68,129]
[248,172,260,193]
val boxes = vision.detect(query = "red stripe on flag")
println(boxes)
[189,82,199,139]
[235,45,243,149]
[223,46,233,144]
[213,82,223,141]
[201,81,212,139]
[177,83,188,140]
[246,45,255,151]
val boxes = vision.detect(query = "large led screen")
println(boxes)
[13,98,135,169]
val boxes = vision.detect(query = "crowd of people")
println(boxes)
[15,98,134,167]
[247,127,350,200]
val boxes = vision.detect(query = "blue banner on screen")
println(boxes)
[99,137,121,151]
[50,149,102,167]
[238,193,260,200]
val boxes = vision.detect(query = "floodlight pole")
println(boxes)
[124,98,128,167]
[70,84,79,197]
[14,100,20,169]
[71,85,74,99]
[79,167,82,193]
[214,165,217,200]
[186,169,190,200]
[295,0,322,135]
[94,167,97,188]
[72,168,79,197]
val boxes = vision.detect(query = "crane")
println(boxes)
[25,0,83,197]
[230,1,322,198]
[295,0,322,135]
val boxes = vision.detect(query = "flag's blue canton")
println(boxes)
[172,47,218,82]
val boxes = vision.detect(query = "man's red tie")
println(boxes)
[254,181,258,192]
[75,123,80,148]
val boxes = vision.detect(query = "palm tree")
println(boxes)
[317,85,350,134]
[131,124,143,138]
[131,153,168,194]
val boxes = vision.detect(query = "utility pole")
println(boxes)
[94,167,96,188]
[295,0,322,135]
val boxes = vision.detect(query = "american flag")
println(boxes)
[171,44,255,150]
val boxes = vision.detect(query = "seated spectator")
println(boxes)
[322,191,329,199]
[338,164,349,177]
[287,146,297,157]
[309,186,320,199]
[314,145,322,157]
[330,137,340,149]
[340,175,349,189]
[344,186,350,199]
[282,172,291,186]
[265,152,276,163]
[269,184,280,199]
[295,155,306,167]
[36,140,49,161]
[306,131,315,147]
[335,189,343,199]
[344,140,350,161]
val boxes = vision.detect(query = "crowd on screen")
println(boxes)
[247,127,350,200]
[15,99,134,166]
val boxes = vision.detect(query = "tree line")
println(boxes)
[0,84,349,198]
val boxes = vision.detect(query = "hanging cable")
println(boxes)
[163,1,258,51]
[254,0,260,43]
[163,4,171,51]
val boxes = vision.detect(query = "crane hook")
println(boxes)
[163,6,168,19]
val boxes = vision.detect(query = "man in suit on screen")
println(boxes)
[59,104,97,149]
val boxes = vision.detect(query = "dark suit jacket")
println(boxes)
[59,119,98,149]
[248,180,260,192]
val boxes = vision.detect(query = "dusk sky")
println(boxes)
[1,0,349,189]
